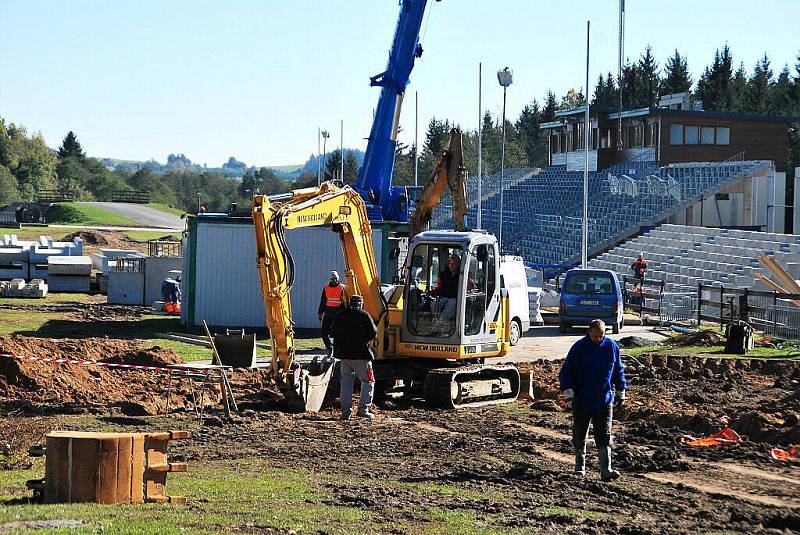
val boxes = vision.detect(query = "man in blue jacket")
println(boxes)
[559,319,627,481]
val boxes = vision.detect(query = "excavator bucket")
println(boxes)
[213,330,257,368]
[284,357,336,412]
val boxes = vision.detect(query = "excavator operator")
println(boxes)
[318,270,347,357]
[430,254,461,322]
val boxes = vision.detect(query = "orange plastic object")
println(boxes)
[686,427,742,447]
[770,445,800,462]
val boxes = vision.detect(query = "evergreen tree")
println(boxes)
[542,91,558,122]
[323,149,343,181]
[767,65,794,115]
[343,151,359,185]
[620,61,641,108]
[661,50,692,95]
[593,74,616,106]
[730,62,749,112]
[57,131,85,160]
[745,54,773,114]
[637,45,661,107]
[515,100,543,167]
[696,45,734,110]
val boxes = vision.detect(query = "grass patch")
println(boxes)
[623,343,799,359]
[46,203,140,227]
[0,310,59,337]
[0,460,369,534]
[146,203,185,216]
[538,505,616,522]
[425,509,525,535]
[124,230,182,242]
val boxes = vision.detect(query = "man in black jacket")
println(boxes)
[332,295,377,420]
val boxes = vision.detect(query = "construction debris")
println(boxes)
[0,278,48,298]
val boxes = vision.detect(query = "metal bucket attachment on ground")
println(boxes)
[214,330,257,368]
[284,357,336,412]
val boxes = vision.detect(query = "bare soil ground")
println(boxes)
[1,304,800,533]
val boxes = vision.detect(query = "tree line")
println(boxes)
[397,45,800,186]
[1,45,797,213]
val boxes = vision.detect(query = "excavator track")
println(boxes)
[423,364,520,409]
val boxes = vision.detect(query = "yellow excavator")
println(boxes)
[252,131,520,412]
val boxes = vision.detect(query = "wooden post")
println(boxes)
[203,320,230,418]
[719,285,725,328]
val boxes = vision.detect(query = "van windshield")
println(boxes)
[564,273,615,295]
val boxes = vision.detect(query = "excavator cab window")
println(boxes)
[464,244,495,336]
[405,243,462,337]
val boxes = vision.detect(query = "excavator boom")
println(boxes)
[252,183,385,411]
[408,129,468,239]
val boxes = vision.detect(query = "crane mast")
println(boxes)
[356,0,431,222]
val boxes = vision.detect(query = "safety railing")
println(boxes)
[697,282,800,342]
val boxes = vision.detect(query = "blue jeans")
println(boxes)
[339,359,375,417]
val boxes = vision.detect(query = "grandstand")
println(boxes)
[590,224,800,293]
[432,158,774,266]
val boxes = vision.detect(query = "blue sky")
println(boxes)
[1,0,797,167]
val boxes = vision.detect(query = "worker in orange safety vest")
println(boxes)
[318,270,347,357]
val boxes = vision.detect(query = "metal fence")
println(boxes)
[697,283,800,342]
[622,276,665,317]
[659,292,697,324]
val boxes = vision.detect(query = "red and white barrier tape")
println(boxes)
[0,353,210,376]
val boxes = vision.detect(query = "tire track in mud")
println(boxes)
[509,420,800,510]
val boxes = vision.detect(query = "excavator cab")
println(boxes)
[399,231,507,358]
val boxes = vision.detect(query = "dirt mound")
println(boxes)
[671,329,726,346]
[617,335,654,348]
[100,346,183,367]
[0,336,190,415]
[61,230,128,249]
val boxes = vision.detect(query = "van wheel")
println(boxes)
[559,321,569,333]
[612,321,621,334]
[509,319,521,346]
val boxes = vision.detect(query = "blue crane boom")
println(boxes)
[355,0,431,222]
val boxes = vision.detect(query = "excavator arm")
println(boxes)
[252,182,385,411]
[409,128,468,239]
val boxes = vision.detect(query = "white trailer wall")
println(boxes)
[183,218,384,329]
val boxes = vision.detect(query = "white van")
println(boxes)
[500,255,530,346]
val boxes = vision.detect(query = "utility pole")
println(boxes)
[583,21,591,269]
[414,91,419,187]
[477,62,483,230]
[618,0,625,151]
[340,120,344,182]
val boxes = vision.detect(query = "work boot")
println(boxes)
[574,446,586,477]
[599,446,620,482]
[356,409,375,419]
[340,412,352,421]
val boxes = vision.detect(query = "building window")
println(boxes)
[716,127,730,145]
[670,123,683,145]
[685,125,699,145]
[701,126,715,144]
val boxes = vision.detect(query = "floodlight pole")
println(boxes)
[321,130,330,183]
[317,128,321,185]
[340,120,344,182]
[497,67,513,254]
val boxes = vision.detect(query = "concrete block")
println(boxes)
[47,256,92,276]
[48,274,91,293]
[108,271,145,305]
[143,257,183,306]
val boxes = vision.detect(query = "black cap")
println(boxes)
[349,295,364,308]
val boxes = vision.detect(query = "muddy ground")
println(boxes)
[2,330,800,533]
